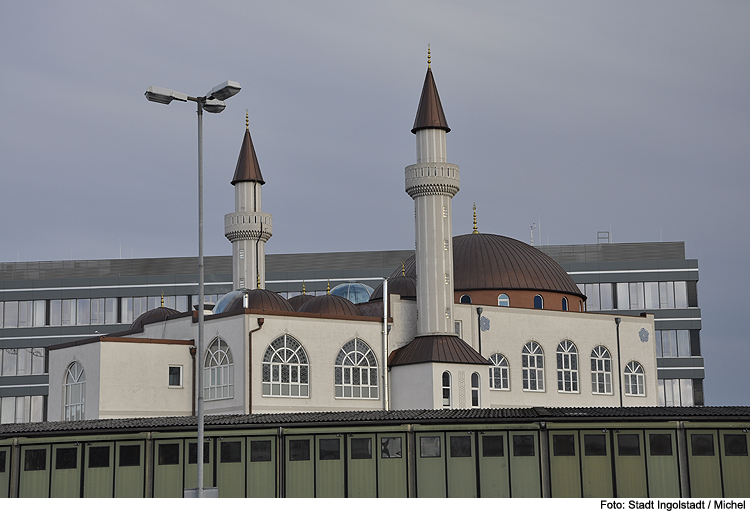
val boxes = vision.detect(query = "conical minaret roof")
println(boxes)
[231,119,264,185]
[411,65,450,134]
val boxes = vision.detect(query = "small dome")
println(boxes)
[288,293,315,311]
[214,288,293,314]
[298,294,360,317]
[130,306,181,331]
[330,282,374,304]
[370,275,417,301]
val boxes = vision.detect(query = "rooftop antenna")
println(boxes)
[530,223,537,246]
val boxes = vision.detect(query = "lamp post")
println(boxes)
[145,80,241,498]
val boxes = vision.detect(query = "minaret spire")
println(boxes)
[225,116,273,290]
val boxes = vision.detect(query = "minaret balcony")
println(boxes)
[405,162,460,198]
[224,212,273,242]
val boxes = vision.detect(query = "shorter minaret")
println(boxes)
[224,113,273,290]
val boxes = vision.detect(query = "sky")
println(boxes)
[1,1,748,406]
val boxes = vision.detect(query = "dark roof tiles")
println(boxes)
[388,334,489,367]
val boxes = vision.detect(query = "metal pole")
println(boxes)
[382,278,389,411]
[196,100,205,498]
[615,317,622,407]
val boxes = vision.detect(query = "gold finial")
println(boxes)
[257,272,261,288]
[472,203,478,234]
[246,110,249,130]
[302,281,306,294]
[327,279,331,294]
[160,291,164,307]
[402,261,406,276]
[427,44,431,69]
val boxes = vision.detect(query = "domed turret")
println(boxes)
[298,294,360,317]
[213,288,293,314]
[130,306,181,331]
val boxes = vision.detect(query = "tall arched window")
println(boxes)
[624,361,645,396]
[591,346,612,394]
[489,353,509,390]
[562,297,569,311]
[522,341,545,391]
[471,372,480,407]
[262,334,309,397]
[534,295,544,309]
[335,338,378,399]
[204,337,234,400]
[442,371,451,407]
[498,294,509,307]
[556,340,579,393]
[64,361,85,421]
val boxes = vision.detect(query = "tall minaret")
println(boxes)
[405,49,460,336]
[224,113,273,290]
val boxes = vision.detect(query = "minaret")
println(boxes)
[224,113,273,290]
[405,48,460,336]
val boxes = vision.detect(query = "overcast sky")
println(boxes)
[1,1,748,406]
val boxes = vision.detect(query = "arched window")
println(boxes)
[262,334,309,397]
[471,372,480,407]
[556,340,579,393]
[624,361,645,396]
[562,297,569,311]
[460,294,472,304]
[335,338,378,399]
[534,295,544,309]
[64,361,85,421]
[204,337,233,400]
[498,294,509,307]
[522,341,545,391]
[591,346,612,394]
[442,371,451,407]
[489,353,509,390]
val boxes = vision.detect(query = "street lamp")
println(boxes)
[145,80,241,498]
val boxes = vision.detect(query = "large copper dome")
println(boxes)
[395,233,583,297]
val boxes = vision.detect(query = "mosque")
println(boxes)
[46,57,658,421]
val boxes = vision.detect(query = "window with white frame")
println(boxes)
[334,338,378,399]
[556,340,579,393]
[624,361,645,396]
[168,365,182,388]
[204,337,234,400]
[498,294,509,307]
[262,334,309,397]
[489,353,509,390]
[522,341,544,391]
[471,372,480,407]
[64,361,85,421]
[442,371,451,407]
[590,346,612,395]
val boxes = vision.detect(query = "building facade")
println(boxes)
[0,58,700,423]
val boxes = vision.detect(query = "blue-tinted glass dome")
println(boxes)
[213,289,250,314]
[329,282,374,304]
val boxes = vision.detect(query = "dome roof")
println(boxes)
[395,233,583,297]
[370,275,417,301]
[288,293,315,311]
[298,294,360,317]
[130,306,181,331]
[213,288,293,314]
[330,282,374,304]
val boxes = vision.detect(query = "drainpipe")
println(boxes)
[615,317,623,406]
[190,346,196,416]
[382,278,389,411]
[248,318,265,414]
